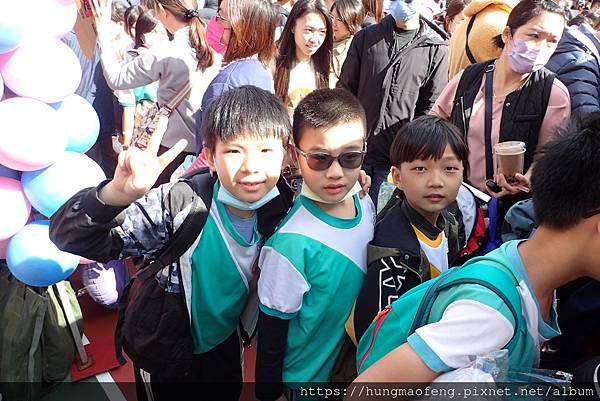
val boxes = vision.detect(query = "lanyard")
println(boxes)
[484,63,495,180]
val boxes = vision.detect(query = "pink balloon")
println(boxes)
[30,0,78,39]
[0,72,3,101]
[0,97,68,171]
[0,37,82,103]
[0,177,31,240]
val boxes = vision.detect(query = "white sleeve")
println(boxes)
[257,245,310,318]
[407,298,515,372]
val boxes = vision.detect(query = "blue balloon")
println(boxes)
[6,221,79,286]
[55,94,100,153]
[0,164,18,179]
[0,2,28,54]
[21,152,106,218]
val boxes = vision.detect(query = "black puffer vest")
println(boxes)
[449,60,556,174]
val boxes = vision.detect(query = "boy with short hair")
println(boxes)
[349,115,469,344]
[49,86,291,401]
[255,88,376,400]
[349,114,600,387]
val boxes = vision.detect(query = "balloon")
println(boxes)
[0,37,82,103]
[0,164,19,180]
[0,97,68,171]
[55,94,100,153]
[28,0,77,39]
[0,177,31,240]
[80,260,127,306]
[0,1,28,54]
[0,72,3,100]
[79,257,96,265]
[21,152,106,218]
[6,220,79,286]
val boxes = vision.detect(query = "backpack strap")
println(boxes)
[409,262,522,352]
[464,14,478,64]
[115,167,215,365]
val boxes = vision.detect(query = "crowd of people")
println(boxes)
[41,0,600,399]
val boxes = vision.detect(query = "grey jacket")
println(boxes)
[98,27,221,152]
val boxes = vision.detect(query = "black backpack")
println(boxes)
[114,169,293,377]
[115,168,215,378]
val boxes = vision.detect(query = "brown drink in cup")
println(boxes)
[494,141,526,184]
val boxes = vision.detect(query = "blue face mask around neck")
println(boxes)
[217,184,280,211]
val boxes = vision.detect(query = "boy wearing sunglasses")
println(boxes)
[255,88,376,401]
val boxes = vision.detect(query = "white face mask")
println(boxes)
[299,181,362,204]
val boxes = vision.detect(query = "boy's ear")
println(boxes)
[391,166,403,190]
[204,148,216,171]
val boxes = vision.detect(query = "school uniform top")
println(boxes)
[407,240,561,372]
[97,26,221,153]
[190,182,262,353]
[258,194,376,385]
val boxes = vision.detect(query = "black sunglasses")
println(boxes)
[292,145,366,171]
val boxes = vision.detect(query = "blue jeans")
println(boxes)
[362,163,390,209]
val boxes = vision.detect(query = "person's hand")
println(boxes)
[99,116,188,206]
[358,170,372,199]
[90,0,112,37]
[487,173,530,198]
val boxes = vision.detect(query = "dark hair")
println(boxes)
[444,0,468,33]
[143,0,214,71]
[274,0,333,106]
[124,5,144,37]
[134,10,159,48]
[112,1,129,23]
[201,86,291,153]
[292,88,366,145]
[389,116,470,172]
[492,0,565,48]
[224,0,278,66]
[332,0,365,35]
[532,114,600,229]
[362,0,383,22]
[573,10,600,28]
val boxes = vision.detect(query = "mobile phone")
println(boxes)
[486,179,502,193]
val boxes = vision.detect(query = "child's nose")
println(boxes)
[241,152,261,173]
[428,170,444,187]
[325,159,344,179]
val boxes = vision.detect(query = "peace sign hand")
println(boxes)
[99,116,188,206]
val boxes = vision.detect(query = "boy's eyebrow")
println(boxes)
[306,144,363,152]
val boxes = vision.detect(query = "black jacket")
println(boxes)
[546,29,600,115]
[350,197,460,343]
[338,15,449,167]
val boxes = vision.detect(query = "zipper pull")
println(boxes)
[373,305,393,322]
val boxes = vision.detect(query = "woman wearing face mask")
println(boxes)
[91,0,220,185]
[330,0,365,87]
[431,0,570,199]
[275,0,333,111]
[194,0,279,155]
